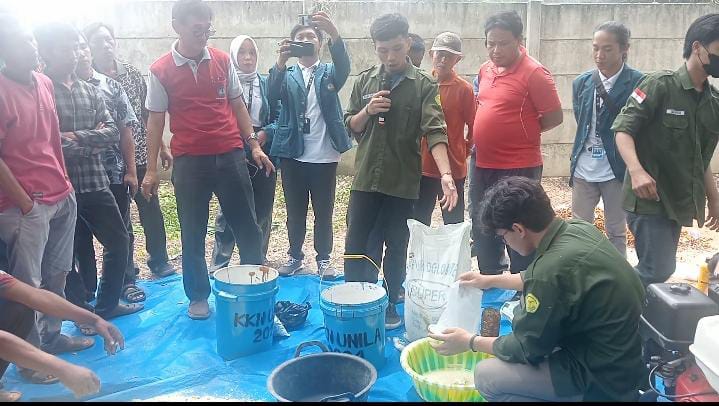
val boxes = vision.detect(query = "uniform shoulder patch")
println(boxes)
[525,293,540,313]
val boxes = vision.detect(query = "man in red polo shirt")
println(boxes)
[141,0,275,320]
[470,10,563,275]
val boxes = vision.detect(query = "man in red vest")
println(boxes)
[141,0,275,320]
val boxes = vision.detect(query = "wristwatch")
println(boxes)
[249,132,259,142]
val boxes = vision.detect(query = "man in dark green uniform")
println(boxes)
[612,13,719,286]
[429,176,645,402]
[343,13,458,329]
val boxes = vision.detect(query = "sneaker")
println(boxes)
[317,260,340,281]
[278,257,307,276]
[385,303,402,330]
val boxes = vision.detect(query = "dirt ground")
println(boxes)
[123,175,719,284]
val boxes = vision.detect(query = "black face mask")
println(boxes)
[701,46,719,78]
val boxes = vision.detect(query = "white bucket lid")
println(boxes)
[321,282,387,305]
[214,265,278,285]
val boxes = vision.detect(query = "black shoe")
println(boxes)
[151,262,176,278]
[385,303,402,330]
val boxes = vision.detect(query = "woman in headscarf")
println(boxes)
[211,35,279,269]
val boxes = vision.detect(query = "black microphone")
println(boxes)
[378,73,391,126]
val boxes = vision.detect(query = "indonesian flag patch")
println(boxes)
[631,88,647,104]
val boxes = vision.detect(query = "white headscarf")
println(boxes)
[229,35,258,82]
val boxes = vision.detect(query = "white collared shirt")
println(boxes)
[575,64,624,183]
[145,40,241,113]
[296,60,340,164]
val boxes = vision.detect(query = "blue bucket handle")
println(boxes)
[293,341,330,358]
[319,392,357,402]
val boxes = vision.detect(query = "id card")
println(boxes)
[302,117,311,134]
[591,145,605,159]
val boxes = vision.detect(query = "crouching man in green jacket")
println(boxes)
[429,176,645,402]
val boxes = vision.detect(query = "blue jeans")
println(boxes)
[172,149,262,301]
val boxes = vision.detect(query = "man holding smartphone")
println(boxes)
[268,12,353,280]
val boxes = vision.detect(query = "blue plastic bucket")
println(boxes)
[320,282,389,369]
[212,265,279,360]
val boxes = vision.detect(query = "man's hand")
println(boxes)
[276,39,292,69]
[57,364,101,399]
[366,90,391,116]
[61,132,78,141]
[140,170,159,202]
[629,168,659,201]
[707,198,719,231]
[252,147,276,177]
[439,174,458,211]
[458,271,494,290]
[91,318,125,355]
[428,327,473,356]
[124,172,138,197]
[19,199,34,216]
[159,145,173,171]
[311,11,340,42]
[258,130,268,147]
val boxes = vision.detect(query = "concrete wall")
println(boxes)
[59,0,719,176]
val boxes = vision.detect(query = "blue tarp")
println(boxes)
[4,274,515,402]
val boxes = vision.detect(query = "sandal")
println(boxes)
[97,302,144,320]
[18,369,60,385]
[121,284,146,303]
[41,334,94,355]
[74,321,98,336]
[0,390,21,402]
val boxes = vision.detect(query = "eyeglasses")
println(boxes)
[191,24,216,39]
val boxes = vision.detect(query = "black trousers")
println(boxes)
[344,191,415,303]
[280,159,337,262]
[134,164,171,272]
[172,149,262,301]
[413,176,466,226]
[0,301,35,379]
[212,160,277,268]
[66,183,135,309]
[65,188,129,316]
[469,166,542,274]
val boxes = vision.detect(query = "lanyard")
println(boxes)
[594,88,603,138]
[303,65,318,112]
[244,80,254,116]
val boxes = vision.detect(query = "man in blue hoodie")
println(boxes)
[269,12,353,280]
[569,21,643,258]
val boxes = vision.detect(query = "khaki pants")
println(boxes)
[571,178,627,257]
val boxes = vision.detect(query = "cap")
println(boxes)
[431,32,462,55]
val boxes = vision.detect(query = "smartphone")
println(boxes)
[288,41,315,58]
[298,14,312,26]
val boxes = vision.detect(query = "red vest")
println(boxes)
[150,47,243,157]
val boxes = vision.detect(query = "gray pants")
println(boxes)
[475,357,583,402]
[0,193,77,348]
[626,212,681,286]
[571,178,627,257]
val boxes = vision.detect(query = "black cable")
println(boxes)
[647,363,718,399]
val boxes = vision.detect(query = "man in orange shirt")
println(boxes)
[414,32,475,226]
[470,11,563,275]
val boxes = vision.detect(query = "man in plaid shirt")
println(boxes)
[35,23,143,329]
